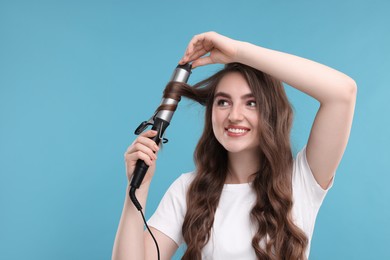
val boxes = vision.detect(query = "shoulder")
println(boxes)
[178,171,196,184]
[147,172,196,247]
[165,171,196,194]
[173,171,196,186]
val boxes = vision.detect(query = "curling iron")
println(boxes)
[129,63,192,211]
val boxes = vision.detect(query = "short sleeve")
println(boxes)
[147,172,195,246]
[292,145,335,207]
[291,145,336,257]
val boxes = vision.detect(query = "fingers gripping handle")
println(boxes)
[130,118,169,190]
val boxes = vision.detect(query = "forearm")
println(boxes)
[112,184,150,260]
[236,41,356,103]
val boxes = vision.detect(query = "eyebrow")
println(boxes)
[214,92,255,100]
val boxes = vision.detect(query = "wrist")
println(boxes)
[125,182,151,207]
[126,179,152,192]
[235,41,253,65]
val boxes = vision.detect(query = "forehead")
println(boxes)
[215,72,252,96]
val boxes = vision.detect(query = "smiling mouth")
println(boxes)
[224,127,251,137]
[226,128,249,134]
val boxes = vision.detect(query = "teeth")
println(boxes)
[228,128,248,133]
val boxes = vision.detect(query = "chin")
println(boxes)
[221,144,256,154]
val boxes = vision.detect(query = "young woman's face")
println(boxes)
[212,72,260,155]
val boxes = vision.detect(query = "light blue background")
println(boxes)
[1,0,389,259]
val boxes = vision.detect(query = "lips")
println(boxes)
[225,125,250,136]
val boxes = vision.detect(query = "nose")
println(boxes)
[228,104,244,122]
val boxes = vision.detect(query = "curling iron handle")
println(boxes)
[130,119,168,189]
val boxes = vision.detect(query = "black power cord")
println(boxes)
[129,187,160,260]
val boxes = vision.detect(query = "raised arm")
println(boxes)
[112,130,178,260]
[180,31,357,189]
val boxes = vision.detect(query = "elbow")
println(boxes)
[348,77,357,97]
[339,77,357,103]
[318,76,357,105]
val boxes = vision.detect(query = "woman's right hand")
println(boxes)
[124,130,160,186]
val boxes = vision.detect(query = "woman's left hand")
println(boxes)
[179,31,241,68]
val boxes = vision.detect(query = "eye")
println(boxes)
[247,100,257,107]
[216,99,230,107]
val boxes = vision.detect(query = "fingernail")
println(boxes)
[154,144,159,151]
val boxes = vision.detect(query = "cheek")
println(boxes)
[250,111,260,125]
[248,116,260,146]
[249,113,260,134]
[211,109,226,138]
[211,111,218,133]
[251,116,259,129]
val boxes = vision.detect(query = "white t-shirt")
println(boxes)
[148,146,334,259]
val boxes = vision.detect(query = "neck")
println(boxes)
[226,149,260,184]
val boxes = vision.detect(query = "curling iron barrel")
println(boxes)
[130,63,192,190]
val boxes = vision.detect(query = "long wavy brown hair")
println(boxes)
[161,63,308,259]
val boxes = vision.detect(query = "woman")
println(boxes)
[112,31,356,260]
